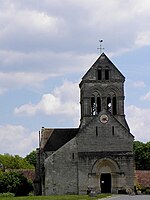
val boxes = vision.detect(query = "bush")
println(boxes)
[142,187,150,194]
[0,171,33,196]
[145,188,150,194]
[0,192,15,197]
[140,186,150,194]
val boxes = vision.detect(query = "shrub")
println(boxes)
[145,188,150,194]
[0,171,33,196]
[0,192,15,197]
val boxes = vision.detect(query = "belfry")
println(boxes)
[35,53,134,195]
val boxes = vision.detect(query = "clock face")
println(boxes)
[100,114,108,124]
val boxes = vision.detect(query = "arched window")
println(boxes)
[91,96,96,115]
[97,96,101,113]
[107,95,117,115]
[107,97,111,112]
[112,97,117,115]
[91,93,101,115]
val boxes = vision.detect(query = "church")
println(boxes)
[34,53,134,195]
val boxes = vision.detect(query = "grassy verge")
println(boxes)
[0,194,111,200]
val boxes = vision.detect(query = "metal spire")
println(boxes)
[97,40,104,54]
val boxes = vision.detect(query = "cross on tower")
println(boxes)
[97,40,104,54]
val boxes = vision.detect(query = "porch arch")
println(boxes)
[92,158,120,174]
[89,158,120,193]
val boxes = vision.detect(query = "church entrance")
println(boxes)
[100,173,111,193]
[91,158,120,194]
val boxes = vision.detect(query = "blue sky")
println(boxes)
[0,0,150,156]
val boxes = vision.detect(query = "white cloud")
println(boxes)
[1,0,150,56]
[14,81,80,117]
[0,49,96,76]
[0,71,58,94]
[133,81,146,88]
[141,91,150,101]
[14,94,61,116]
[0,4,67,47]
[126,105,150,142]
[1,0,150,77]
[135,31,150,47]
[0,124,38,157]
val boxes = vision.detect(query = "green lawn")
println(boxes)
[0,194,111,200]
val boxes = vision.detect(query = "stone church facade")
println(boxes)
[34,53,134,195]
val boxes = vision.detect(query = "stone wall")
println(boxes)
[77,112,133,153]
[44,138,78,195]
[77,152,134,194]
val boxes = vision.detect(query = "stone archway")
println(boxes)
[90,158,120,193]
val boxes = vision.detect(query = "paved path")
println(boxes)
[101,195,150,200]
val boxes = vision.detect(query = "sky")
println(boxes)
[0,0,150,157]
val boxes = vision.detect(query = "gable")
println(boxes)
[80,53,125,87]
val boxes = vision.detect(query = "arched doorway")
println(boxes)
[91,158,120,193]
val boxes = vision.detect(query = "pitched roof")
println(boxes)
[42,128,79,151]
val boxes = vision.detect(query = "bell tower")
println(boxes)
[77,53,134,193]
[79,53,129,130]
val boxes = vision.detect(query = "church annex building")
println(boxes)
[34,53,134,195]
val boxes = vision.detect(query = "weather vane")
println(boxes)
[97,40,104,54]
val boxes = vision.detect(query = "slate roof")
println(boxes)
[43,128,79,151]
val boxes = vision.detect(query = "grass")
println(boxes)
[0,194,111,200]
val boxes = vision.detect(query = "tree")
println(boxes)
[133,141,150,170]
[25,150,36,167]
[0,154,34,169]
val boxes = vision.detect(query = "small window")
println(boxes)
[98,69,102,80]
[72,153,75,160]
[112,126,115,136]
[96,126,98,136]
[105,69,109,80]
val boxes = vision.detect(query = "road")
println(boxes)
[101,195,150,200]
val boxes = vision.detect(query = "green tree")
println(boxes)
[25,150,36,167]
[0,154,34,169]
[133,141,150,170]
